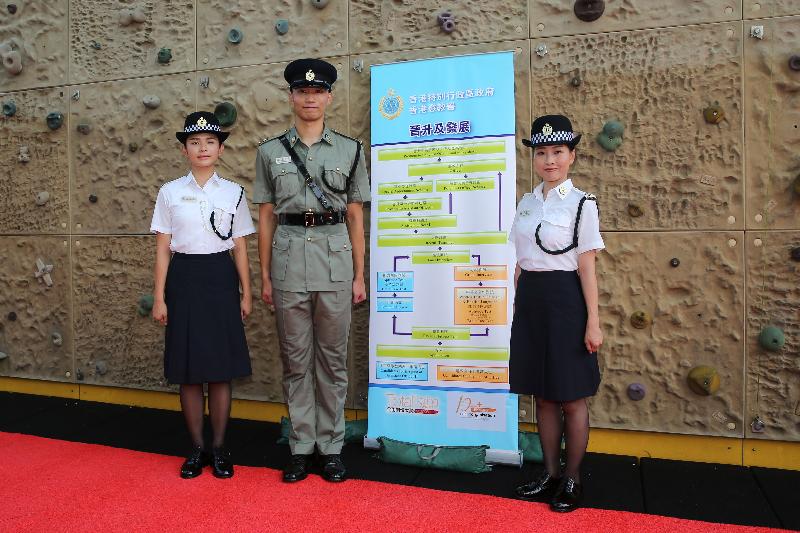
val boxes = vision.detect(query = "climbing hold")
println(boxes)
[51,332,63,346]
[128,142,139,153]
[2,49,22,75]
[2,100,16,117]
[789,55,800,72]
[687,365,720,396]
[199,76,210,89]
[18,145,30,163]
[7,4,16,14]
[46,112,63,130]
[76,368,84,381]
[437,12,456,33]
[275,19,289,35]
[535,44,548,57]
[88,194,98,203]
[758,326,785,352]
[310,0,329,8]
[137,294,154,317]
[119,10,132,26]
[96,361,108,376]
[437,11,452,25]
[227,27,243,44]
[0,352,7,361]
[77,122,91,135]
[629,310,651,329]
[627,204,643,218]
[34,258,54,287]
[703,101,725,124]
[90,40,102,50]
[131,8,145,23]
[670,258,680,268]
[596,120,624,151]
[157,47,172,64]
[214,102,237,127]
[751,416,765,433]
[791,246,800,262]
[142,95,161,109]
[35,191,50,206]
[627,383,646,401]
[574,0,605,22]
[570,76,581,87]
[7,311,17,321]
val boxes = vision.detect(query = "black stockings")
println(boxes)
[179,382,232,450]
[535,398,590,481]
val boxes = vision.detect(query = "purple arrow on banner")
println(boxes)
[470,328,490,337]
[448,193,453,214]
[393,255,409,271]
[392,315,412,336]
[498,172,502,231]
[471,254,481,265]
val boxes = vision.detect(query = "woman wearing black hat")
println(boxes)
[510,114,604,512]
[150,111,255,479]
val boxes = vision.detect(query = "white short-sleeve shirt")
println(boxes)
[150,171,256,254]
[509,179,604,271]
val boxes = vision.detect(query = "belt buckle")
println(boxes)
[304,210,316,228]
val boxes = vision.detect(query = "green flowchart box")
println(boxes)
[377,181,434,195]
[412,250,470,264]
[411,327,471,340]
[377,197,443,213]
[377,141,506,161]
[377,232,507,247]
[376,344,509,361]
[378,215,457,230]
[436,177,496,192]
[408,159,506,177]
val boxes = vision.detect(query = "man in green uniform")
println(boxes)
[253,58,370,483]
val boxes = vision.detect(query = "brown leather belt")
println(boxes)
[278,210,347,227]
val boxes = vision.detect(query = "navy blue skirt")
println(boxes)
[509,270,600,402]
[164,251,252,384]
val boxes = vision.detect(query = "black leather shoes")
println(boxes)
[320,454,347,482]
[283,454,311,483]
[211,447,234,479]
[550,477,582,512]
[180,446,209,479]
[515,469,560,500]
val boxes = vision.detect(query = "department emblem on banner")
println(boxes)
[378,89,403,120]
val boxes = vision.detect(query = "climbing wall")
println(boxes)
[1,1,798,442]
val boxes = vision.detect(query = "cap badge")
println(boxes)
[542,123,553,136]
[305,70,315,81]
[196,117,208,128]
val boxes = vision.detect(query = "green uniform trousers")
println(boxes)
[274,287,352,455]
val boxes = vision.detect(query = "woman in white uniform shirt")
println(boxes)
[510,115,604,512]
[150,111,255,479]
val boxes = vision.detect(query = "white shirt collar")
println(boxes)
[184,171,221,190]
[533,178,574,201]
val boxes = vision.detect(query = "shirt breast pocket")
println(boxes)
[323,165,347,192]
[539,209,574,251]
[271,164,300,197]
[212,199,237,236]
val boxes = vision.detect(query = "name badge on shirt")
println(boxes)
[181,195,197,203]
[519,210,531,217]
[275,156,291,165]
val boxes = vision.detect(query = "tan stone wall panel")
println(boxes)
[744,1,800,18]
[350,41,532,199]
[72,237,165,389]
[69,0,196,84]
[0,1,68,91]
[744,16,800,230]
[532,0,740,38]
[592,232,745,437]
[197,0,348,70]
[532,23,744,231]
[745,231,800,441]
[69,74,195,234]
[350,0,528,54]
[0,237,73,381]
[0,87,69,234]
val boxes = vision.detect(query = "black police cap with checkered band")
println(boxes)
[522,114,581,150]
[176,111,230,144]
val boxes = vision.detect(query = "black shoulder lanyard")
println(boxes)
[534,195,599,256]
[278,136,360,211]
[209,186,244,241]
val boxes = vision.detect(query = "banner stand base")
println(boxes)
[363,437,523,467]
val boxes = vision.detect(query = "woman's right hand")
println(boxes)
[152,300,168,326]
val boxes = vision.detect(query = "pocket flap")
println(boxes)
[327,234,351,252]
[272,234,290,251]
[542,208,572,227]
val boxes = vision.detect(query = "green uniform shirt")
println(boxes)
[253,125,371,292]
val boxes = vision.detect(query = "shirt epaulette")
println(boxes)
[331,129,363,145]
[258,130,288,146]
[585,193,597,200]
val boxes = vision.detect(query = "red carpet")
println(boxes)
[0,432,787,533]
